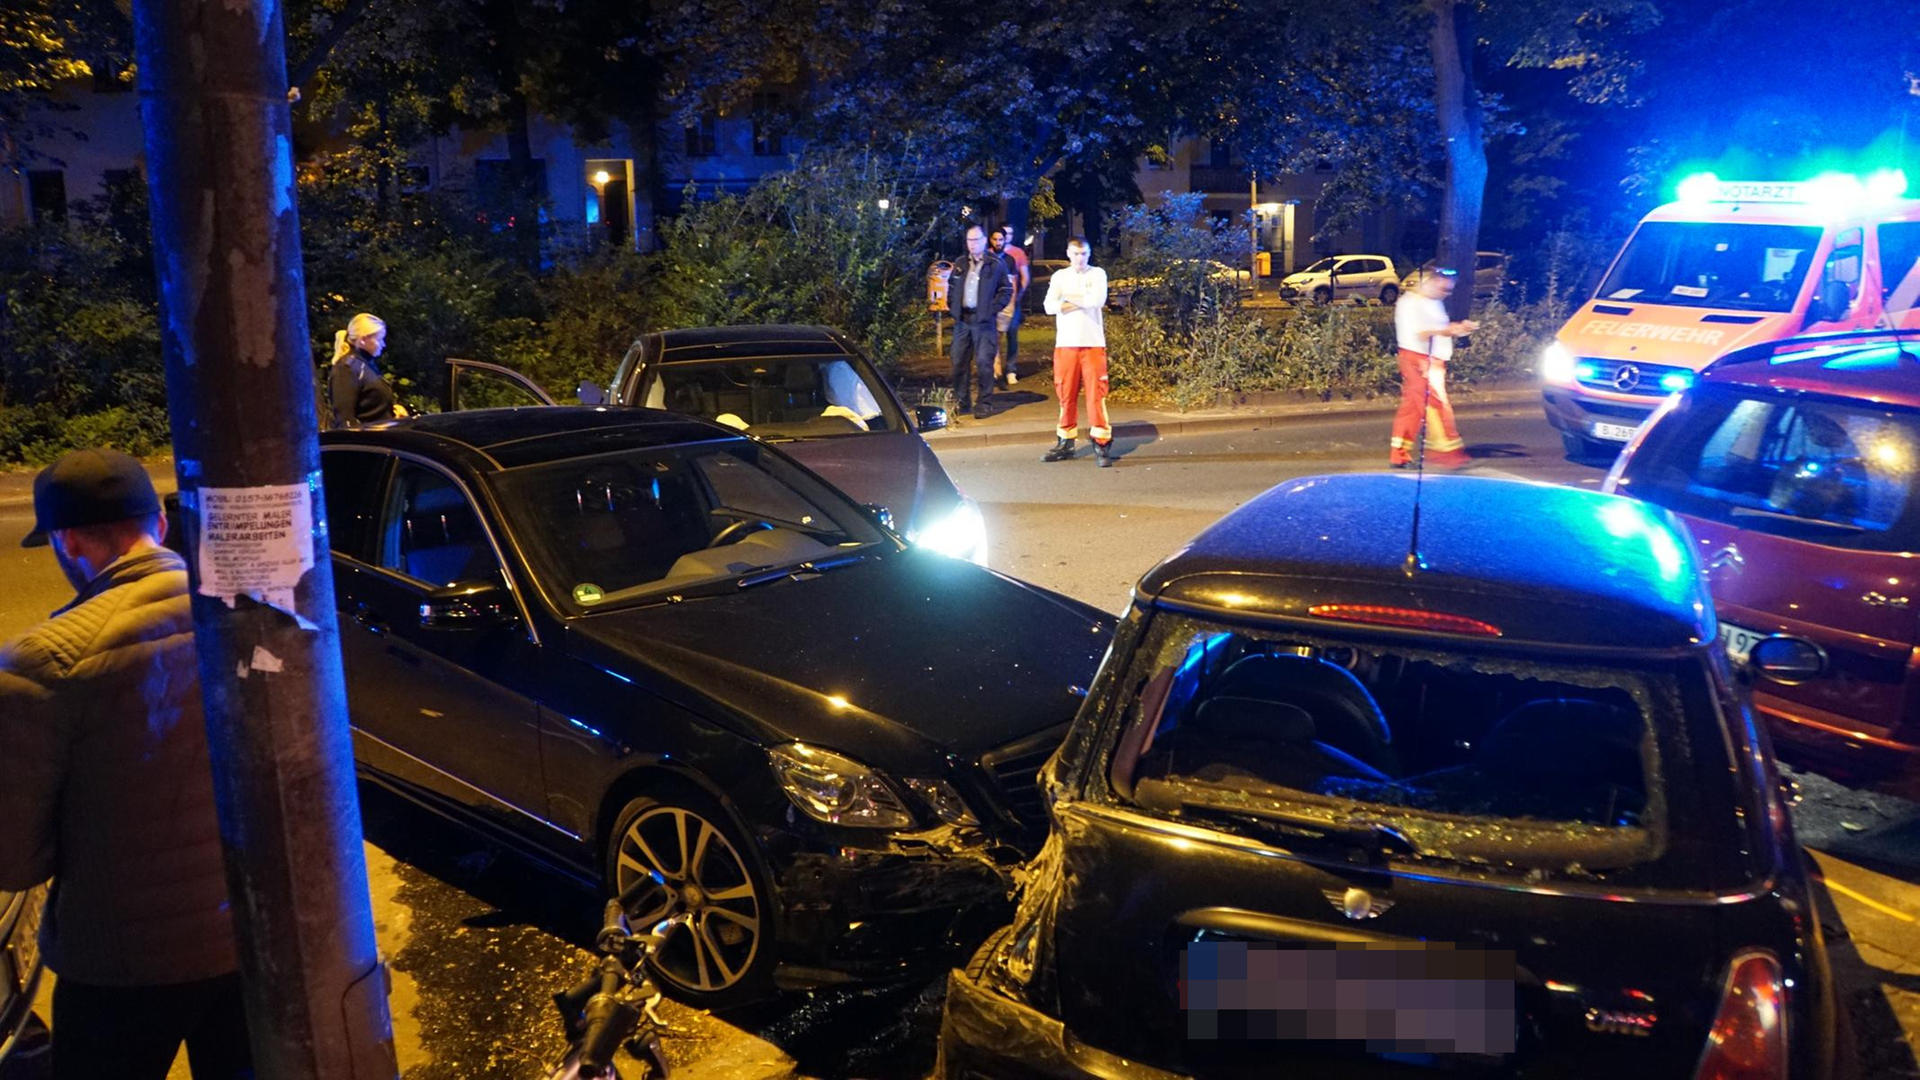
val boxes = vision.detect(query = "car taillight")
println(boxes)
[1694,950,1787,1080]
[1306,604,1502,637]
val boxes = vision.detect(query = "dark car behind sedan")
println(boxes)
[448,325,988,563]
[318,407,1112,1007]
[941,473,1845,1079]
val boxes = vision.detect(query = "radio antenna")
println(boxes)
[1403,342,1437,576]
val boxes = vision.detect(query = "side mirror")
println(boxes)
[419,579,513,630]
[1749,635,1826,685]
[577,381,606,406]
[913,404,949,432]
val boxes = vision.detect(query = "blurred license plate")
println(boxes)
[1721,621,1767,664]
[1591,421,1638,441]
[1182,941,1515,1054]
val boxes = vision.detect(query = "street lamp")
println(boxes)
[876,198,890,211]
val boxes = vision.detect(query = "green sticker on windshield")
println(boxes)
[573,583,605,605]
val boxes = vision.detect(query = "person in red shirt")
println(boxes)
[994,224,1032,387]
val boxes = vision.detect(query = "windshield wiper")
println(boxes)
[732,551,871,589]
[1137,782,1419,856]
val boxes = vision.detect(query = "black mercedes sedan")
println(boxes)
[317,407,1113,1007]
[940,473,1849,1079]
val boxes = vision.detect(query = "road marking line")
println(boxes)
[1822,877,1917,923]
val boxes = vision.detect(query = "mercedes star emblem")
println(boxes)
[1612,364,1642,392]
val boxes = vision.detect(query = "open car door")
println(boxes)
[444,357,559,411]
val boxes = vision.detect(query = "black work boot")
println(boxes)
[1094,440,1114,468]
[1042,437,1076,462]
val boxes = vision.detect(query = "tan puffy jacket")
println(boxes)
[0,547,237,985]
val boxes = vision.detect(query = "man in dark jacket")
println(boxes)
[946,224,1013,419]
[0,448,249,1079]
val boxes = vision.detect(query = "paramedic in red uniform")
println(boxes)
[1389,262,1478,469]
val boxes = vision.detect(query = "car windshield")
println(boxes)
[1104,616,1680,875]
[489,437,886,612]
[1597,220,1822,312]
[1617,381,1920,552]
[1300,257,1337,274]
[637,354,901,438]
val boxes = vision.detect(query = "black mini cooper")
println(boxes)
[316,407,1112,1007]
[940,473,1847,1079]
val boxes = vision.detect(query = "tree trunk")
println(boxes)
[1428,0,1486,322]
[504,90,542,272]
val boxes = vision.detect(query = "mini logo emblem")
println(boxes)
[1612,364,1643,391]
[1585,1007,1657,1036]
[1325,886,1394,920]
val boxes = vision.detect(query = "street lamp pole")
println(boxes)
[1250,169,1260,295]
[129,0,397,1075]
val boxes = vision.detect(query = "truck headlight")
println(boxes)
[907,498,989,565]
[1541,342,1576,384]
[768,743,915,829]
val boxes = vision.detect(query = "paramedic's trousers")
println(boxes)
[1389,347,1466,467]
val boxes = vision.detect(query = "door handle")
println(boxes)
[351,604,389,636]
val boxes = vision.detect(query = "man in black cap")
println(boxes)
[0,448,250,1079]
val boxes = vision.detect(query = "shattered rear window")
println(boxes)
[1104,617,1676,874]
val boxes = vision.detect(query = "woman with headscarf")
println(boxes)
[327,313,409,428]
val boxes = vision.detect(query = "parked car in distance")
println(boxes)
[446,325,988,564]
[1277,254,1399,306]
[941,472,1844,1080]
[1401,250,1512,302]
[1107,260,1252,311]
[1024,259,1070,314]
[1606,328,1920,792]
[320,407,1116,1008]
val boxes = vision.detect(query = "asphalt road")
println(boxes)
[2,403,1915,1077]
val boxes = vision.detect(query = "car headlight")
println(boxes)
[907,498,989,565]
[902,777,979,826]
[1540,342,1576,384]
[768,743,916,829]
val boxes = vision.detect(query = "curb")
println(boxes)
[920,386,1543,452]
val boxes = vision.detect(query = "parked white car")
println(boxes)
[1276,254,1400,305]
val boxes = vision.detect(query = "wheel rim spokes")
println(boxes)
[616,804,761,993]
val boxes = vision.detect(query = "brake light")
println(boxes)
[1694,951,1787,1080]
[1306,604,1502,637]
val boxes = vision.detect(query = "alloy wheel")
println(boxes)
[613,803,763,996]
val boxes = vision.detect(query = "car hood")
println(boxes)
[1557,301,1800,369]
[562,550,1114,765]
[775,432,961,532]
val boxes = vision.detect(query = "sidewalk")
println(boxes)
[911,365,1542,452]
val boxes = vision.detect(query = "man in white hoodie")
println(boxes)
[1041,237,1114,467]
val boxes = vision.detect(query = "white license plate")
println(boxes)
[1721,621,1768,665]
[1591,421,1638,442]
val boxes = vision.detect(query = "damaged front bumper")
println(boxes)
[939,965,1186,1080]
[768,823,1023,984]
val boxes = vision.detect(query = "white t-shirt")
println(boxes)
[1395,292,1453,360]
[1044,266,1108,348]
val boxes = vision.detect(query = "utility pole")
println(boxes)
[129,0,398,1076]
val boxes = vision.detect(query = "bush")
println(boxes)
[650,150,943,374]
[1272,307,1395,400]
[1451,296,1563,385]
[1109,192,1251,332]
